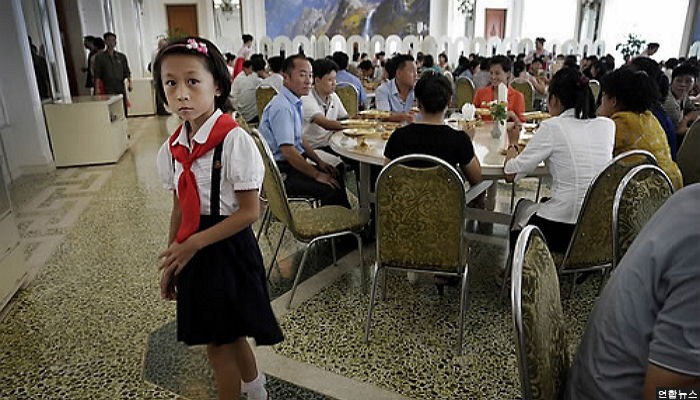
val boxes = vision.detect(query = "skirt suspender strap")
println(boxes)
[210,142,224,216]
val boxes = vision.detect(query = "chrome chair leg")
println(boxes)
[266,226,286,280]
[256,206,270,240]
[331,238,337,265]
[458,264,470,355]
[355,233,365,287]
[568,272,578,298]
[365,263,381,343]
[535,177,542,202]
[500,247,514,300]
[286,239,316,309]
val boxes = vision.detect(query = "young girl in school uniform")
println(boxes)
[154,37,282,400]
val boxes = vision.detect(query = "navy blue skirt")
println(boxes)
[176,215,283,346]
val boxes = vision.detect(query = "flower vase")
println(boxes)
[491,119,505,138]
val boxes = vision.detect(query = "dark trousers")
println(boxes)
[510,214,575,254]
[277,161,351,208]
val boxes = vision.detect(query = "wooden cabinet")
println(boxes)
[43,95,128,167]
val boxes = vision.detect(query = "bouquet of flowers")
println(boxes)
[487,100,508,122]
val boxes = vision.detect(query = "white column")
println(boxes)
[241,0,265,50]
[430,0,448,38]
[0,0,55,179]
[47,0,72,100]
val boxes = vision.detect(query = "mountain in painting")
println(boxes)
[268,0,429,38]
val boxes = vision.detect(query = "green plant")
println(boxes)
[615,33,646,59]
[457,0,476,18]
[489,101,508,121]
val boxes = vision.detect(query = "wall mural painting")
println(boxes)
[265,0,430,38]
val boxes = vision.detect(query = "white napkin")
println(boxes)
[497,82,508,103]
[461,103,476,120]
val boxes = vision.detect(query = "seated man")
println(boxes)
[301,58,348,155]
[259,55,283,92]
[473,55,526,122]
[232,55,267,123]
[375,54,417,123]
[259,54,350,208]
[333,51,367,109]
[565,184,700,399]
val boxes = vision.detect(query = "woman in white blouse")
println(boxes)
[503,68,615,252]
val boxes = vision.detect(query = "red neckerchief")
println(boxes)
[169,113,238,243]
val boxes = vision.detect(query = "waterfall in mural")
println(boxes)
[264,0,429,38]
[362,8,376,38]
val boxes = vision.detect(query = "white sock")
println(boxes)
[242,372,267,400]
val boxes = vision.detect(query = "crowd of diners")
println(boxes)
[219,33,699,399]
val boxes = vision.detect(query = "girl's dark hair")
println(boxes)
[631,57,670,100]
[414,72,452,114]
[453,55,469,76]
[548,67,596,119]
[513,60,526,77]
[358,60,373,71]
[93,37,105,50]
[153,37,232,111]
[242,34,253,43]
[600,67,660,113]
[422,54,435,68]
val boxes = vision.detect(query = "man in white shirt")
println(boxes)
[259,55,283,92]
[302,58,348,154]
[232,56,267,123]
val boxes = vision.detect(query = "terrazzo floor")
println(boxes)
[0,115,599,399]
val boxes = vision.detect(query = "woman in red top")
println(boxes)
[472,55,526,122]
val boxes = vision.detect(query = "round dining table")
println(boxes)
[329,120,548,225]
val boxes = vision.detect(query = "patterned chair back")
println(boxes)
[559,150,657,271]
[511,79,535,112]
[677,119,700,185]
[443,70,454,83]
[249,128,295,231]
[612,165,674,269]
[455,77,475,109]
[375,154,467,272]
[588,80,601,102]
[256,85,278,122]
[233,111,251,133]
[511,226,570,400]
[335,83,359,117]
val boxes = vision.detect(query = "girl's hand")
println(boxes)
[160,266,177,300]
[159,237,199,276]
[507,121,522,146]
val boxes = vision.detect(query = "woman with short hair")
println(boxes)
[598,67,683,189]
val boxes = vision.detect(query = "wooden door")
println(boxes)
[484,8,507,39]
[166,5,198,38]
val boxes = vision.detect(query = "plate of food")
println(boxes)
[475,108,491,116]
[342,128,375,137]
[341,119,377,127]
[359,109,391,118]
[523,123,538,132]
[523,111,551,121]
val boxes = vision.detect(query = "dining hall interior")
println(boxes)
[1,0,700,399]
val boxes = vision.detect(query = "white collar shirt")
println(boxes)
[156,109,264,215]
[301,89,348,149]
[504,109,615,224]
